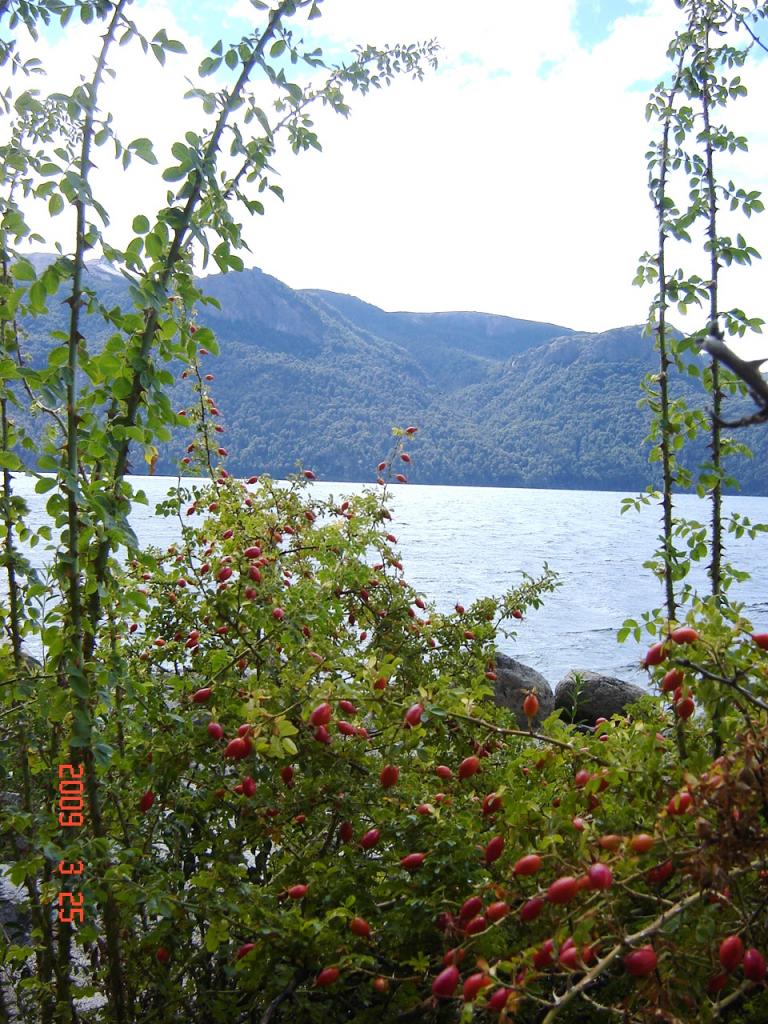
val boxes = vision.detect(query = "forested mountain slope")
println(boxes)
[14,259,768,494]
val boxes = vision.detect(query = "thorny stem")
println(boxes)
[541,862,757,1022]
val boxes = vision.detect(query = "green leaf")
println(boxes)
[162,165,187,183]
[129,138,158,165]
[0,451,22,471]
[11,260,36,282]
[132,214,150,235]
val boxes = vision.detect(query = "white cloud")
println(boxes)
[3,0,766,357]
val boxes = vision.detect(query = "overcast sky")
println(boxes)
[14,0,768,353]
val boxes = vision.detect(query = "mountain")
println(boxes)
[9,258,768,494]
[300,288,575,389]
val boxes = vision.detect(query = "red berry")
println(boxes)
[623,946,657,977]
[574,769,591,788]
[337,720,356,736]
[372,976,389,993]
[207,722,224,740]
[223,737,250,759]
[533,939,554,969]
[436,914,456,936]
[272,607,285,621]
[488,987,511,1012]
[670,626,699,644]
[595,829,620,849]
[588,863,613,890]
[139,791,155,812]
[241,775,256,798]
[280,765,294,786]
[559,943,580,970]
[484,835,504,865]
[435,765,453,780]
[661,668,685,692]
[315,966,340,987]
[313,725,331,744]
[459,896,483,920]
[523,692,539,718]
[546,876,578,904]
[719,935,745,972]
[360,828,381,850]
[380,764,399,788]
[675,696,695,720]
[513,853,542,876]
[339,821,353,842]
[191,687,213,703]
[463,915,487,935]
[404,702,424,727]
[462,972,490,1002]
[309,702,332,727]
[752,633,768,650]
[243,545,261,558]
[338,699,357,716]
[486,901,510,923]
[217,566,232,583]
[707,972,729,994]
[235,943,256,961]
[287,884,308,899]
[400,852,426,872]
[647,860,674,885]
[743,947,767,982]
[458,755,480,780]
[630,834,655,854]
[572,816,586,831]
[155,946,170,964]
[520,897,544,922]
[349,916,371,938]
[432,965,459,999]
[667,790,693,815]
[482,792,502,815]
[643,642,667,667]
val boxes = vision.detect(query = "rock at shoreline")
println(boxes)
[555,670,645,725]
[493,653,554,728]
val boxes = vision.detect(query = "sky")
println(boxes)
[7,0,768,353]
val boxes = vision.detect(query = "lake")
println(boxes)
[10,475,768,689]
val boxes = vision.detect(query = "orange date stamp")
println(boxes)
[57,763,85,926]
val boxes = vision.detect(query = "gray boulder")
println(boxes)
[555,670,645,725]
[493,653,554,728]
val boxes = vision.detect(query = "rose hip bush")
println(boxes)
[6,457,768,1023]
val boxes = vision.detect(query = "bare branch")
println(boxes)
[699,326,768,425]
[259,968,308,1024]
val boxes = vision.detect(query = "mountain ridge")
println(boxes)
[10,257,768,495]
